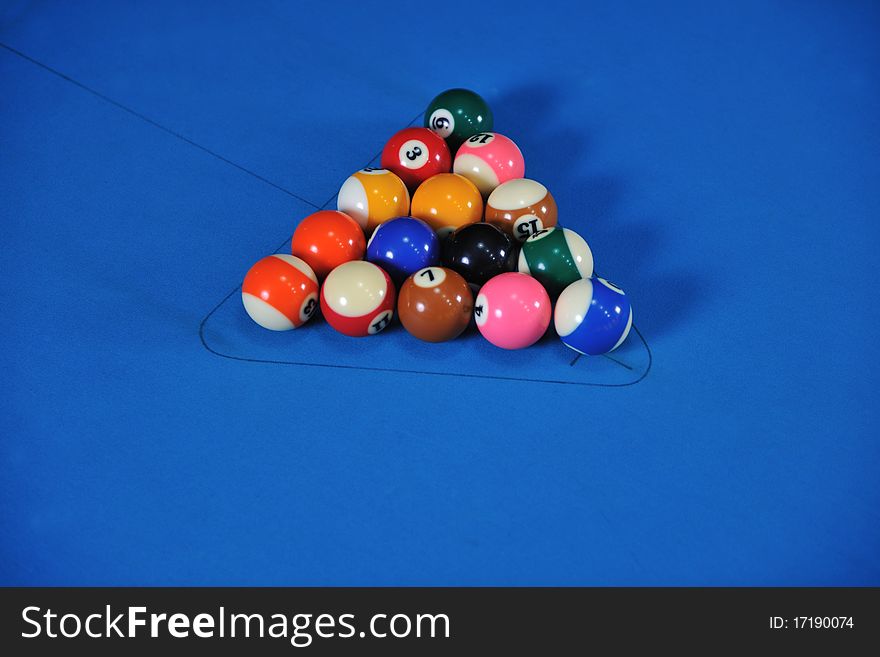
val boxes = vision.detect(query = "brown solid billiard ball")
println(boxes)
[485,178,558,242]
[398,266,474,342]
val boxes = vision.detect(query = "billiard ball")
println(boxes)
[474,272,551,350]
[424,88,494,154]
[442,222,518,288]
[554,278,633,355]
[290,210,366,280]
[366,216,440,287]
[320,260,396,337]
[517,227,594,299]
[241,254,319,330]
[410,173,483,238]
[380,127,452,192]
[398,266,473,343]
[337,168,410,234]
[452,132,525,197]
[485,178,558,241]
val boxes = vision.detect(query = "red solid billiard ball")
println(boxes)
[380,127,452,191]
[320,261,396,337]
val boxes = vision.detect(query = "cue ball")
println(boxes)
[453,132,525,197]
[485,178,558,241]
[290,210,366,280]
[380,127,452,192]
[337,167,410,235]
[554,278,633,355]
[241,254,319,330]
[410,173,483,239]
[398,266,474,343]
[320,261,396,337]
[366,216,440,287]
[442,222,518,288]
[518,227,594,299]
[474,272,551,350]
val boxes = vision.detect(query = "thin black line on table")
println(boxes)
[0,41,322,209]
[268,115,422,254]
[198,301,653,388]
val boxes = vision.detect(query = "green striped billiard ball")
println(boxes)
[424,89,494,154]
[517,227,594,299]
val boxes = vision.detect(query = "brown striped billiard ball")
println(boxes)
[485,178,558,242]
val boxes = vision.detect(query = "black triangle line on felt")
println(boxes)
[198,299,652,388]
[0,41,324,210]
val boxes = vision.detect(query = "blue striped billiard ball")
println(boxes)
[366,216,440,287]
[554,278,633,355]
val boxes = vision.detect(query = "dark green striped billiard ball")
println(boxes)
[424,89,494,154]
[517,227,594,299]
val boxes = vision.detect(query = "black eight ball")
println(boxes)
[441,223,518,287]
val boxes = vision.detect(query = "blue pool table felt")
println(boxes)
[1,0,878,585]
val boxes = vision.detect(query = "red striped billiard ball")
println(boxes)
[320,261,396,337]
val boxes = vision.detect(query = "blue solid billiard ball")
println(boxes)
[554,277,633,355]
[366,216,440,287]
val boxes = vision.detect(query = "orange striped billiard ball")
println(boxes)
[241,254,319,330]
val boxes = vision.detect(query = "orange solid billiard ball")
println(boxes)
[290,210,366,280]
[410,173,483,239]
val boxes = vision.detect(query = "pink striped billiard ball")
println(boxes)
[320,260,396,337]
[474,272,551,349]
[452,132,525,197]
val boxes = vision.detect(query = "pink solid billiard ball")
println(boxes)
[474,272,551,349]
[452,132,525,197]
